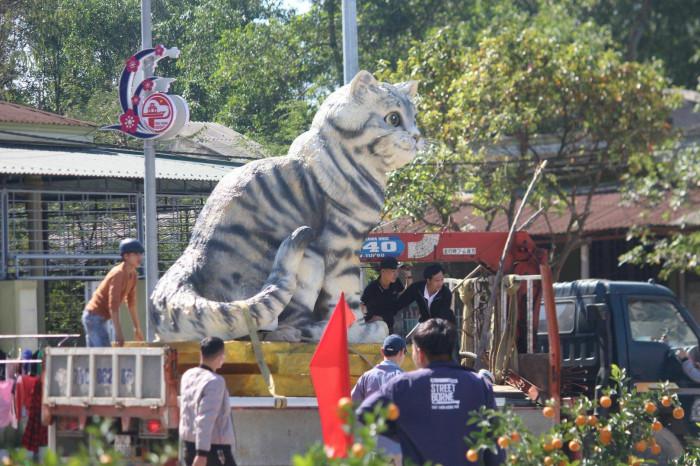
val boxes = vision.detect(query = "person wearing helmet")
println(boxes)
[82,238,145,347]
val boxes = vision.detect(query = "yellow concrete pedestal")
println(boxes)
[129,340,415,396]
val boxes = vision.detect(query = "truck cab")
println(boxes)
[537,279,700,452]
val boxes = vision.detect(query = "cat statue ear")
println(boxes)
[396,80,419,100]
[350,70,379,98]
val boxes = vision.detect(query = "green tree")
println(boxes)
[587,0,700,88]
[620,143,700,279]
[12,0,140,114]
[159,0,285,121]
[379,2,676,278]
[213,16,332,153]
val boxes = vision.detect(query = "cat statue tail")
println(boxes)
[149,226,314,341]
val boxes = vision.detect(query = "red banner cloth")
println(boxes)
[309,293,356,458]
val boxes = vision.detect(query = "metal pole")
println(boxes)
[1,190,7,280]
[341,0,359,84]
[142,0,158,342]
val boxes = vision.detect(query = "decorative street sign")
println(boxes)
[103,45,189,140]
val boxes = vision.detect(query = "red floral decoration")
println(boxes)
[131,95,140,107]
[125,56,140,73]
[155,44,165,57]
[119,109,140,134]
[142,79,154,91]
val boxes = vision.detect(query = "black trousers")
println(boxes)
[183,442,237,466]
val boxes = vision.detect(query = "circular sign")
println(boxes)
[140,93,174,133]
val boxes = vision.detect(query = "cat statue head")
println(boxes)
[296,70,421,182]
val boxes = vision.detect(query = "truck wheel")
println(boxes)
[647,428,683,465]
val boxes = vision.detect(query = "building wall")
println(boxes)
[0,280,40,353]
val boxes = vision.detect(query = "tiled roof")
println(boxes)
[375,191,700,236]
[0,101,95,128]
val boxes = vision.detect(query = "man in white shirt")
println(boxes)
[394,264,455,324]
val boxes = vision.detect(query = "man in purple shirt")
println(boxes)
[351,334,406,403]
[357,319,504,466]
[351,334,406,464]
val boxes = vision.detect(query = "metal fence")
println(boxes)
[0,189,206,280]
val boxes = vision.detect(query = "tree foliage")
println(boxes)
[379,3,676,277]
[467,365,685,465]
[620,143,700,279]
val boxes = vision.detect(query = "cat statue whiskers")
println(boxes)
[150,70,421,342]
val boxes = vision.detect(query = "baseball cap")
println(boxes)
[382,334,406,356]
[379,257,399,270]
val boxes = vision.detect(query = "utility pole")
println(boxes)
[141,0,158,342]
[341,0,359,84]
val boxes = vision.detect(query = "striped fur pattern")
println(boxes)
[150,71,421,342]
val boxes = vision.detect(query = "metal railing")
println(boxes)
[1,189,206,280]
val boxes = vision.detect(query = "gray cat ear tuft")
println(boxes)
[350,70,378,97]
[397,80,419,99]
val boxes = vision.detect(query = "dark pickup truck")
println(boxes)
[537,279,700,461]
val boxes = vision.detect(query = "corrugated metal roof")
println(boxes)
[0,101,95,128]
[0,146,240,181]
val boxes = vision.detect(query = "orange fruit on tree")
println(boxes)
[600,426,612,445]
[510,431,521,443]
[634,440,647,452]
[466,449,479,463]
[386,403,400,421]
[661,396,672,407]
[652,419,663,432]
[587,415,598,426]
[543,441,554,453]
[569,439,582,452]
[558,461,567,466]
[575,414,587,427]
[651,443,662,455]
[497,436,510,449]
[543,456,554,466]
[350,443,365,458]
[543,406,556,418]
[673,407,685,419]
[337,397,352,413]
[552,437,563,450]
[600,395,613,408]
[644,401,657,414]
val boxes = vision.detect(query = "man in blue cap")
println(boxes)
[82,238,145,347]
[351,334,407,464]
[352,334,407,402]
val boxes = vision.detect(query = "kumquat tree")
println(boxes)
[294,365,700,465]
[465,365,687,466]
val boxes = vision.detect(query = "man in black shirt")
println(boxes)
[361,257,405,333]
[394,264,455,324]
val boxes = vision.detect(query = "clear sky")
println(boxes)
[281,0,312,14]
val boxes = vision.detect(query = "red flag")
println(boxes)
[309,293,356,458]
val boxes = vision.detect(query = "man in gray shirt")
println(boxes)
[180,337,236,466]
[351,334,406,464]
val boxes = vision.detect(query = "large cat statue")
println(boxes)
[150,70,421,343]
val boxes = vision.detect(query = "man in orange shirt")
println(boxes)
[82,239,146,347]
